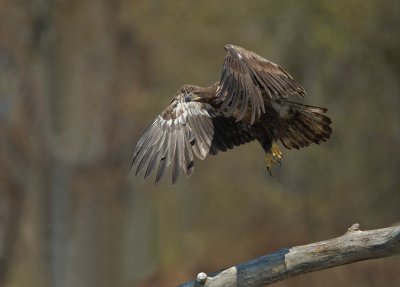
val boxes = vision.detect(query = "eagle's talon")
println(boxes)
[271,143,283,160]
[265,144,283,175]
[265,154,277,176]
[266,165,273,177]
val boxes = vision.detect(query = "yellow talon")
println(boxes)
[271,143,283,160]
[265,143,283,176]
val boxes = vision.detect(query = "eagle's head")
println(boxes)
[177,84,202,102]
[224,44,244,52]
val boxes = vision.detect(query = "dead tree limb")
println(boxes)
[177,223,400,287]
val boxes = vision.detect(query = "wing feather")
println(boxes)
[136,145,153,175]
[145,149,160,179]
[156,156,167,184]
[171,127,180,184]
[183,130,194,178]
[144,129,166,179]
[217,44,306,124]
[131,94,256,184]
[188,115,209,159]
[238,89,248,121]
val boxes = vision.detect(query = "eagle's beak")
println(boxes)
[191,95,202,101]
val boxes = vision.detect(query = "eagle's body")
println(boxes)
[132,45,332,184]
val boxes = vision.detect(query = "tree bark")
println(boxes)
[177,224,400,287]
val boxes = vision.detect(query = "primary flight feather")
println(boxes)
[132,44,332,184]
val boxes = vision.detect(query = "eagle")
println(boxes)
[131,44,332,184]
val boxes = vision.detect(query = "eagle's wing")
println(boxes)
[131,97,254,184]
[218,44,306,124]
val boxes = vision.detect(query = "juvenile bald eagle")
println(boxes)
[132,44,332,184]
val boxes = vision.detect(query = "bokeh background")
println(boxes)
[1,1,399,286]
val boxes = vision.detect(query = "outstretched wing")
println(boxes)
[218,44,306,124]
[131,97,255,184]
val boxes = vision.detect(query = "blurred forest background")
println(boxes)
[1,0,400,286]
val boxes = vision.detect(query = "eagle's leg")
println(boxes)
[265,143,283,175]
[271,143,283,161]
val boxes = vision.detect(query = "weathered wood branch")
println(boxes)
[177,223,400,287]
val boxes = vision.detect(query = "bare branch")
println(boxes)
[177,224,400,287]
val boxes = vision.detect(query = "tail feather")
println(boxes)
[278,101,332,150]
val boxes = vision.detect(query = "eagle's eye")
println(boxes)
[184,93,192,102]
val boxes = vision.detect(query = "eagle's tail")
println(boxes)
[277,100,332,150]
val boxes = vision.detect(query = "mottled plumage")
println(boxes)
[132,44,332,184]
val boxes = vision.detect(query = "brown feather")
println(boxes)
[217,44,306,124]
[131,44,332,184]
